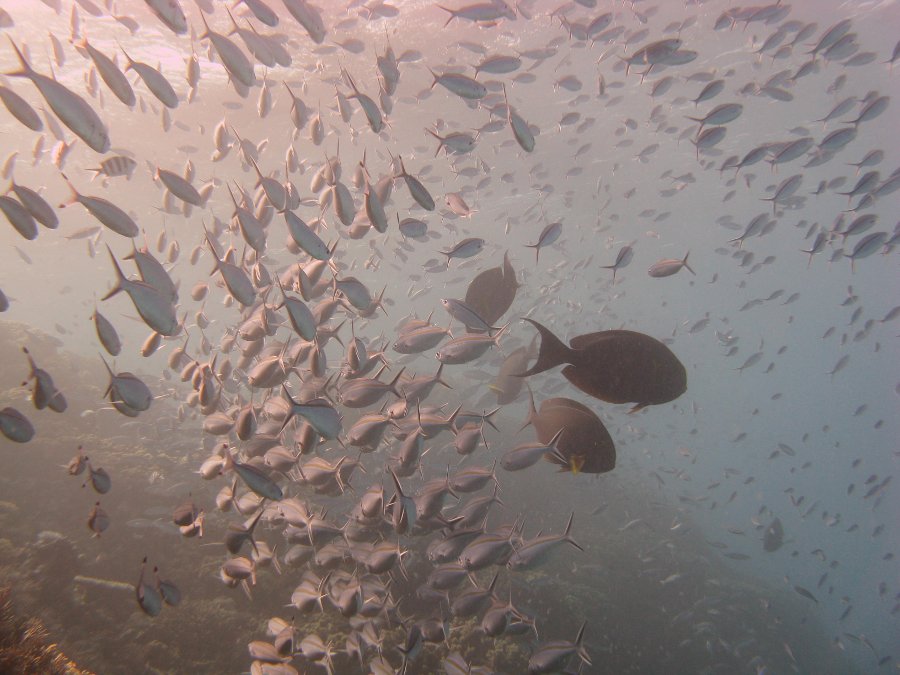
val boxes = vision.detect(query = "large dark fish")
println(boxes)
[525,394,615,474]
[763,516,784,552]
[464,251,519,326]
[518,318,687,412]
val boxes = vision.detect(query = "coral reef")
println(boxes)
[0,586,92,675]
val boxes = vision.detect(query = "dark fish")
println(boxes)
[524,395,615,474]
[763,516,784,552]
[518,318,687,411]
[601,245,634,281]
[136,557,162,617]
[794,585,818,603]
[172,496,200,527]
[464,251,519,325]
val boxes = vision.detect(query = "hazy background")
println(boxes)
[0,0,897,672]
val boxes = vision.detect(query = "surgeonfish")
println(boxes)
[519,318,687,411]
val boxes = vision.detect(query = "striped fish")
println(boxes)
[87,155,137,180]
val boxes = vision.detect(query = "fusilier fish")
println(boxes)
[6,39,110,152]
[648,251,695,277]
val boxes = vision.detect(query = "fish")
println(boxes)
[431,70,487,100]
[501,428,565,472]
[0,194,38,240]
[440,238,485,267]
[0,3,894,673]
[686,103,743,130]
[136,557,163,616]
[101,246,180,336]
[0,84,43,131]
[463,251,519,325]
[198,10,256,89]
[85,462,111,494]
[0,406,35,443]
[438,2,515,27]
[60,175,138,238]
[87,155,137,180]
[436,324,508,365]
[440,298,500,334]
[648,251,695,277]
[76,36,135,107]
[527,622,591,674]
[87,501,109,537]
[280,387,342,441]
[99,355,153,412]
[121,48,178,109]
[8,181,57,229]
[793,585,818,603]
[525,222,562,263]
[507,512,583,571]
[763,517,784,552]
[601,245,634,281]
[22,347,66,412]
[6,38,110,152]
[501,83,535,152]
[144,0,188,34]
[518,318,687,411]
[394,156,435,211]
[489,338,537,405]
[222,448,282,502]
[523,394,615,474]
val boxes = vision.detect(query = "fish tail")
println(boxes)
[373,285,388,316]
[101,244,126,300]
[97,352,115,396]
[434,363,452,390]
[388,366,406,397]
[435,6,456,27]
[202,226,223,274]
[547,427,566,449]
[5,37,33,78]
[544,446,567,468]
[482,406,500,431]
[682,251,695,275]
[57,172,79,207]
[515,318,570,377]
[563,512,585,552]
[492,322,510,346]
[197,9,212,40]
[21,346,36,374]
[445,404,462,430]
[575,622,591,665]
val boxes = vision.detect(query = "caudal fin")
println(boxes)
[515,318,571,377]
[435,6,457,27]
[5,38,34,78]
[562,512,585,552]
[101,244,127,301]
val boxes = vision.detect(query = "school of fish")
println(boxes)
[0,0,897,673]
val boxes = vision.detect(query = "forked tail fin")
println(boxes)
[515,318,571,377]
